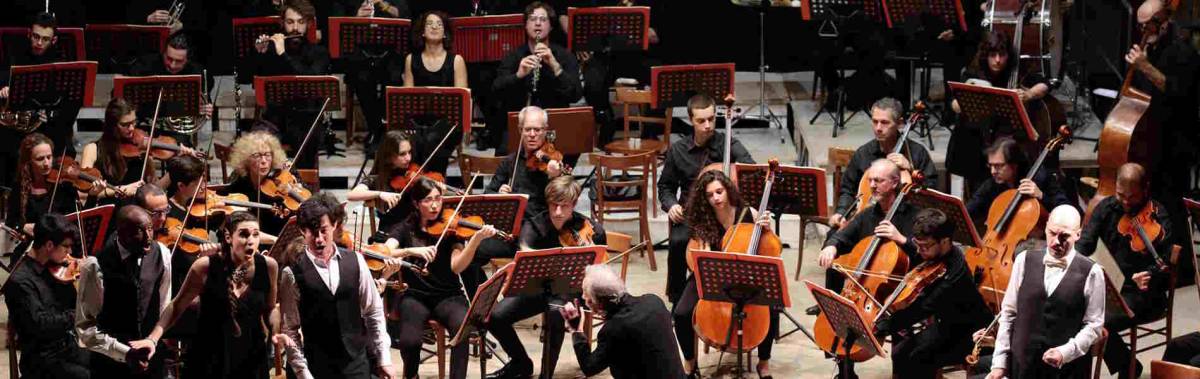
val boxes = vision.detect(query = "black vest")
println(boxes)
[290,248,368,362]
[96,240,166,343]
[1011,250,1095,377]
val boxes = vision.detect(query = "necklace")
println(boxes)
[231,258,252,285]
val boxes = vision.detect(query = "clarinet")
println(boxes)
[527,34,544,107]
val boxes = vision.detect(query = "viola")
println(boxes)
[118,129,207,160]
[965,126,1072,313]
[46,156,109,192]
[158,217,211,255]
[814,172,924,362]
[691,159,783,353]
[878,260,947,317]
[525,143,566,173]
[1117,201,1169,270]
[559,218,596,247]
[259,169,312,213]
[423,209,513,241]
[192,191,289,219]
[49,255,81,283]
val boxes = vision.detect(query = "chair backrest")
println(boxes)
[605,231,634,281]
[1151,359,1200,379]
[459,154,505,190]
[214,143,232,182]
[297,169,320,192]
[827,147,855,187]
[591,152,655,208]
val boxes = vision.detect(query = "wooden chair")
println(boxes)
[1151,359,1200,379]
[1119,245,1183,379]
[604,231,635,281]
[426,320,448,379]
[459,154,505,192]
[795,146,855,280]
[214,142,232,182]
[297,169,320,192]
[613,87,672,148]
[590,152,657,271]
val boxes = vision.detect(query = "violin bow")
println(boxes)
[394,121,462,200]
[168,175,207,257]
[46,147,69,214]
[287,98,331,170]
[140,88,166,182]
[507,134,525,191]
[831,264,893,317]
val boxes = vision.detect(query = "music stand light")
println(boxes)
[692,250,791,377]
[449,15,525,63]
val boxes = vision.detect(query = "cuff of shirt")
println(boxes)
[109,342,131,363]
[990,352,1008,371]
[1054,343,1083,364]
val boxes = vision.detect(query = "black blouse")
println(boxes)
[410,52,457,87]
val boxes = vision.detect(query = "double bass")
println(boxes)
[965,126,1072,313]
[690,159,783,352]
[813,173,923,361]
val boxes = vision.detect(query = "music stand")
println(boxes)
[505,106,596,156]
[327,17,411,59]
[266,217,301,260]
[566,7,650,52]
[650,63,735,110]
[948,81,1040,141]
[881,0,968,32]
[907,188,983,248]
[7,61,98,111]
[83,24,170,74]
[805,280,887,379]
[384,86,472,136]
[112,75,203,119]
[231,16,320,62]
[450,263,512,377]
[254,75,342,116]
[449,14,525,63]
[0,27,85,63]
[440,195,528,238]
[733,163,828,281]
[692,250,791,378]
[65,204,115,256]
[1102,268,1135,320]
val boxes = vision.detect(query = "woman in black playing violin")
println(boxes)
[384,177,497,379]
[7,133,75,238]
[347,131,421,233]
[79,98,203,203]
[224,131,291,236]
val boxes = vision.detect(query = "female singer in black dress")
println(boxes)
[673,169,777,379]
[132,211,279,379]
[387,177,497,379]
[403,10,467,174]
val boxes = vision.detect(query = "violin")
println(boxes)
[158,217,212,255]
[49,255,81,283]
[423,209,513,241]
[1117,201,1169,270]
[878,260,947,317]
[390,164,446,192]
[259,169,312,213]
[0,224,31,243]
[46,156,110,192]
[559,218,596,247]
[966,315,1001,366]
[336,230,428,277]
[192,191,289,219]
[118,129,207,160]
[525,143,566,173]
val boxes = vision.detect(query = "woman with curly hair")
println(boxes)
[131,211,279,379]
[5,133,75,263]
[224,131,290,235]
[672,169,777,379]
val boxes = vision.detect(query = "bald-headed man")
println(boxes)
[76,205,172,378]
[986,205,1106,379]
[1078,163,1172,378]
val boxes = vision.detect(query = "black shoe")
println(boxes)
[806,305,821,316]
[486,360,533,379]
[685,370,700,379]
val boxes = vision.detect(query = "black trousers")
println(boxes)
[343,60,393,148]
[672,277,779,362]
[891,323,974,379]
[487,292,568,378]
[1163,332,1200,367]
[304,345,370,379]
[19,344,89,379]
[395,293,470,379]
[667,222,690,304]
[1103,288,1167,375]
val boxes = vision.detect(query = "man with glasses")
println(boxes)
[872,208,991,379]
[488,1,582,155]
[486,105,566,218]
[965,137,1071,232]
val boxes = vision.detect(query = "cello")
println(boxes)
[1089,27,1162,219]
[813,173,923,362]
[965,126,1072,313]
[852,102,926,217]
[690,159,783,353]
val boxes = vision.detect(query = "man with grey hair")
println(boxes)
[557,265,685,378]
[486,105,565,218]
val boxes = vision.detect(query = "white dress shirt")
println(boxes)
[75,241,172,363]
[991,248,1106,372]
[279,249,391,379]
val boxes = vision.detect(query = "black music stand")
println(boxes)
[450,263,512,378]
[566,6,650,53]
[384,86,472,136]
[7,61,97,114]
[65,204,115,256]
[650,63,735,110]
[327,17,411,59]
[805,280,887,379]
[882,0,967,32]
[440,195,528,239]
[266,217,301,260]
[503,246,606,377]
[448,14,526,63]
[907,188,983,248]
[505,106,596,157]
[808,0,883,137]
[948,81,1040,142]
[83,24,170,74]
[692,250,790,378]
[112,75,203,123]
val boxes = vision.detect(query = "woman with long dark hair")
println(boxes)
[132,211,279,379]
[6,133,75,237]
[79,98,201,201]
[347,130,418,232]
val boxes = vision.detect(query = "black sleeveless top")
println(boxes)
[185,254,270,379]
[411,51,456,87]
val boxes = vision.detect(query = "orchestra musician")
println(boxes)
[488,1,582,155]
[79,98,201,203]
[486,175,606,379]
[965,137,1071,231]
[1076,163,1171,378]
[402,10,468,173]
[386,177,497,379]
[76,205,171,378]
[6,134,76,243]
[347,130,418,233]
[336,0,408,152]
[129,211,280,379]
[332,0,409,18]
[985,205,1106,379]
[672,169,774,379]
[277,198,396,379]
[556,264,687,379]
[657,93,754,306]
[487,105,565,217]
[128,32,215,144]
[132,183,170,238]
[245,0,332,170]
[3,214,89,379]
[872,209,991,379]
[224,131,291,236]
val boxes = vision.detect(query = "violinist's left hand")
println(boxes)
[282,160,294,172]
[179,145,202,159]
[547,159,564,178]
[874,221,907,245]
[474,225,498,240]
[937,29,955,41]
[1132,271,1152,291]
[1017,179,1043,199]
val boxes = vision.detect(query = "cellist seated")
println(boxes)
[873,209,991,379]
[965,138,1072,232]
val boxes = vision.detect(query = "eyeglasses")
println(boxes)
[118,120,137,128]
[420,195,443,204]
[914,238,943,251]
[148,208,168,218]
[250,152,273,161]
